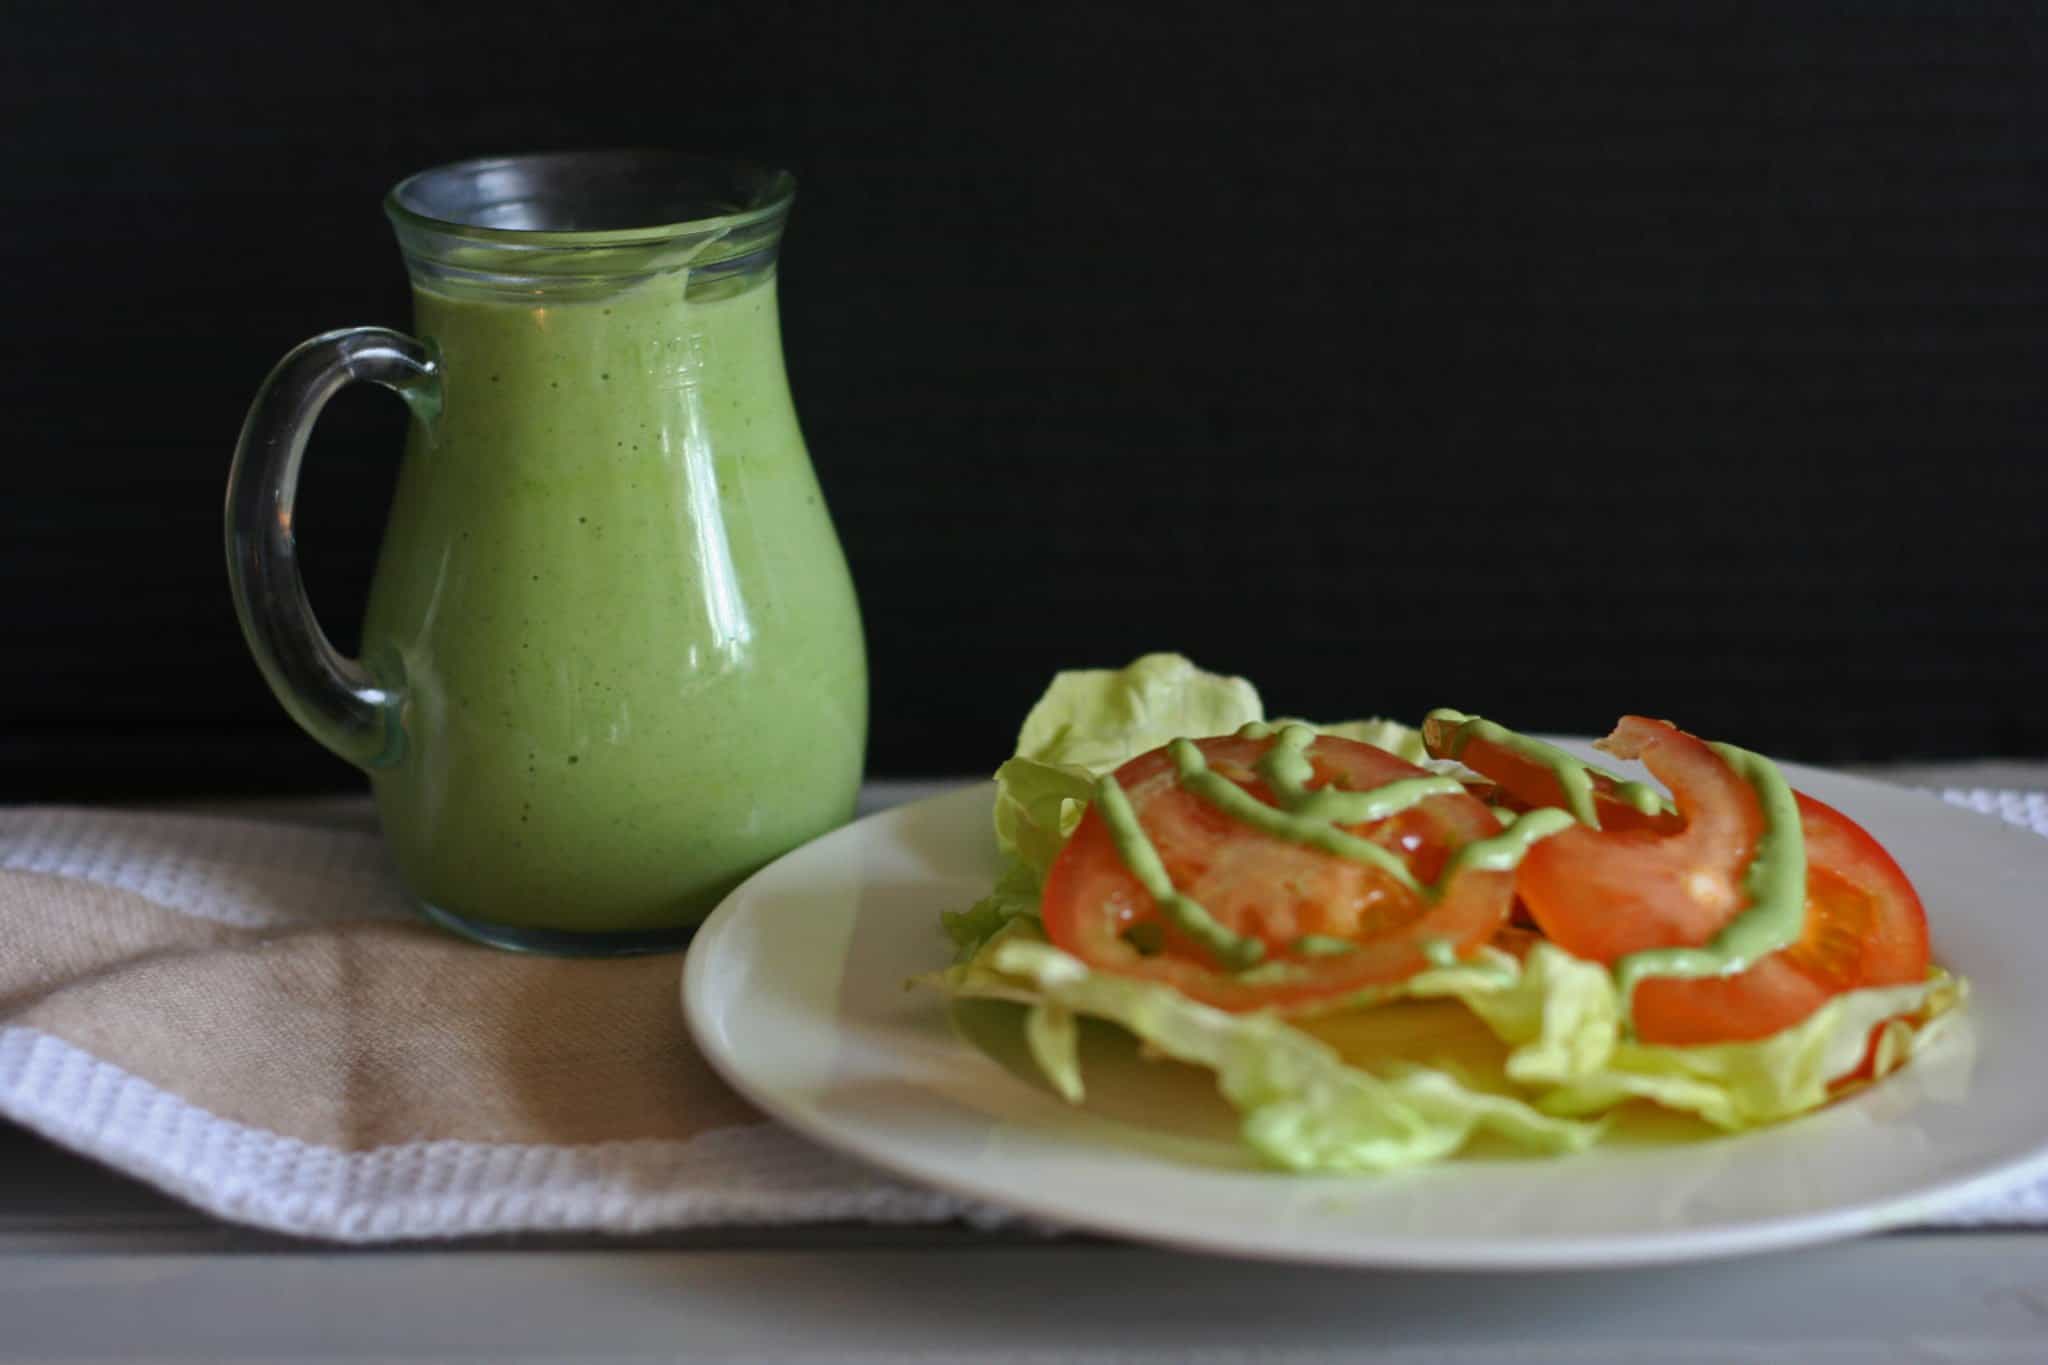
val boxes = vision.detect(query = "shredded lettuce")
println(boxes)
[926,928,1961,1169]
[946,930,1602,1172]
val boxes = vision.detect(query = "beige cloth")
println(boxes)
[0,870,753,1150]
[0,803,969,1241]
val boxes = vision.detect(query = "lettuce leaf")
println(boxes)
[923,928,1962,1171]
[1517,966,1966,1130]
[991,757,1095,874]
[1014,653,1265,773]
[939,860,1045,963]
[954,933,1602,1171]
[1420,943,1962,1130]
[1012,652,1425,773]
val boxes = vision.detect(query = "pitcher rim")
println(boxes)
[384,149,797,249]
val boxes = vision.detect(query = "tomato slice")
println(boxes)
[1629,792,1931,1045]
[1511,716,1765,963]
[1040,733,1513,1012]
[1473,714,1931,1047]
[1423,712,1682,835]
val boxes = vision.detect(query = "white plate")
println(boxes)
[683,749,2048,1269]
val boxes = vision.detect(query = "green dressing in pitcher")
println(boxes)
[227,152,867,952]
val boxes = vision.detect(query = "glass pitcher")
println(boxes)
[225,151,867,954]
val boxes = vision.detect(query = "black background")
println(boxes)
[6,3,2045,799]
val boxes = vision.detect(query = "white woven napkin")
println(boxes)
[0,796,989,1243]
[0,788,2042,1242]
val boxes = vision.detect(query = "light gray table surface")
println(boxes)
[4,766,2047,1363]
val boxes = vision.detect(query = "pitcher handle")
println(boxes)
[224,327,439,771]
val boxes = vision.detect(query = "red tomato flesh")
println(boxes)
[1629,791,1931,1045]
[1510,716,1766,963]
[1446,713,1931,1047]
[1040,734,1514,1012]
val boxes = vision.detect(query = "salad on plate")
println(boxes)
[924,654,1963,1174]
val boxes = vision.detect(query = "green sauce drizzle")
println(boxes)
[1094,722,1580,975]
[1425,708,1672,828]
[1420,936,1461,969]
[1092,773,1266,970]
[1169,735,1426,895]
[1252,724,1468,826]
[1291,934,1361,957]
[1611,741,1808,1002]
[1442,807,1577,876]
